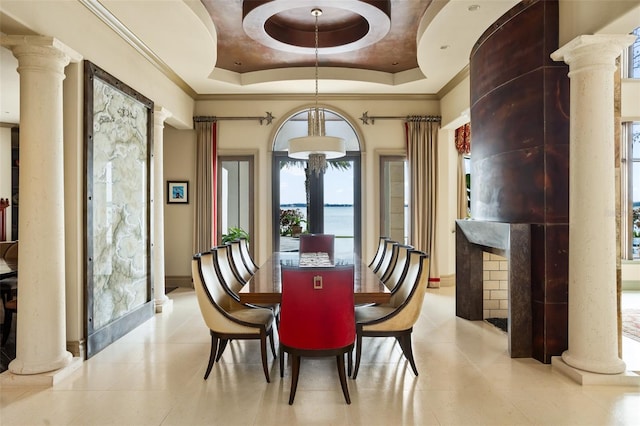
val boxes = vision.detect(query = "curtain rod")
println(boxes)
[359,111,441,125]
[193,112,274,125]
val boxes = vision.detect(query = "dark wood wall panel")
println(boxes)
[468,0,569,363]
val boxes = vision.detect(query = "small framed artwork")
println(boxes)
[167,181,189,204]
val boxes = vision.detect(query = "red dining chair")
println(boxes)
[298,234,335,259]
[278,265,355,404]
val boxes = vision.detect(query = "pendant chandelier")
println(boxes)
[288,8,345,176]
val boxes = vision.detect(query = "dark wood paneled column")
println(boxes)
[467,0,570,363]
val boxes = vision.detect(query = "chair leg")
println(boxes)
[260,333,271,383]
[352,331,363,379]
[399,332,418,376]
[268,329,277,358]
[347,348,353,377]
[289,354,301,405]
[204,332,218,380]
[336,354,351,404]
[279,346,285,378]
[216,339,229,362]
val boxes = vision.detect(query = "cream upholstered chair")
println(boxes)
[237,238,259,274]
[192,252,276,382]
[381,243,413,293]
[374,240,398,280]
[368,236,390,270]
[352,249,429,379]
[227,240,254,282]
[211,244,279,354]
[212,245,246,298]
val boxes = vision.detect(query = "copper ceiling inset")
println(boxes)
[242,0,391,54]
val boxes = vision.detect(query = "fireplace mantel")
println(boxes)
[456,220,532,358]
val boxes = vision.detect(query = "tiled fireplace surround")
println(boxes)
[456,220,532,358]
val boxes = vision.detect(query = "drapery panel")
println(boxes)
[405,119,440,288]
[194,121,217,253]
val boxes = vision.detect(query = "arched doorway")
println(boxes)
[272,107,362,258]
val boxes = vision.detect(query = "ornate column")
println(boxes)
[551,34,639,384]
[153,106,173,313]
[1,36,81,375]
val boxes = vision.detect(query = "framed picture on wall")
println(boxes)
[167,181,189,204]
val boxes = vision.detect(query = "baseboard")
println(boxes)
[165,276,193,288]
[440,274,455,287]
[66,339,86,359]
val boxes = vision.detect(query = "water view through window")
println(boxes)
[280,161,355,257]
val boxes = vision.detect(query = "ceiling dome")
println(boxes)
[242,0,391,54]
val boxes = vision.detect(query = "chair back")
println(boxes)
[386,250,429,329]
[192,253,234,324]
[279,265,355,350]
[368,236,390,269]
[3,241,17,262]
[299,234,335,258]
[382,244,413,292]
[375,240,397,279]
[228,240,254,281]
[237,238,258,273]
[211,245,244,298]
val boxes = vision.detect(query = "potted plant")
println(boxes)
[222,226,249,244]
[280,208,306,237]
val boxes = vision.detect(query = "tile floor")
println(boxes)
[1,287,639,425]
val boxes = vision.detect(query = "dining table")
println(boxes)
[238,252,390,305]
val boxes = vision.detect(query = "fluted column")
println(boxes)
[1,36,81,375]
[153,106,173,313]
[551,34,636,381]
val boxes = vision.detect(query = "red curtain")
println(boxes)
[455,123,471,154]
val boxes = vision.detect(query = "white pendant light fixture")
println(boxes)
[288,8,345,176]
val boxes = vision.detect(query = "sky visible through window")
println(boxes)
[280,163,354,205]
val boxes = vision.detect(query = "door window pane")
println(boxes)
[380,156,408,244]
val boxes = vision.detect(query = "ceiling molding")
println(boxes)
[437,65,470,99]
[79,0,197,98]
[195,93,439,102]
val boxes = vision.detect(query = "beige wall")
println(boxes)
[559,0,640,46]
[162,96,466,281]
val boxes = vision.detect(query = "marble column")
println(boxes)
[551,35,636,380]
[1,36,81,375]
[153,106,173,313]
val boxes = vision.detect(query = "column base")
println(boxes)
[0,357,83,388]
[552,356,640,386]
[155,296,174,314]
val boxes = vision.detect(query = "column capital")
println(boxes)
[1,35,82,64]
[154,106,173,126]
[551,34,636,67]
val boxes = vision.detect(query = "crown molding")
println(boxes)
[195,93,439,102]
[438,65,469,99]
[79,0,197,98]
